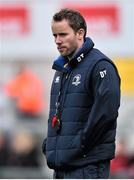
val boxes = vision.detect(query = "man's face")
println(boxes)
[51,19,82,57]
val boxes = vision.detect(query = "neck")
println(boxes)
[67,50,77,61]
[67,40,84,60]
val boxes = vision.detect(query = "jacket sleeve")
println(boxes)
[82,60,121,149]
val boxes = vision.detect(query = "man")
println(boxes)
[42,8,121,179]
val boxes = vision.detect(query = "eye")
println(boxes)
[53,34,57,38]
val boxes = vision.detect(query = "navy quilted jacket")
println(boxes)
[42,37,120,170]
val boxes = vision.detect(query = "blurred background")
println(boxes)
[0,0,134,178]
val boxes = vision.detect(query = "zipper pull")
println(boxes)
[52,115,61,132]
[52,115,59,128]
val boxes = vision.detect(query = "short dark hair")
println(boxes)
[52,8,87,38]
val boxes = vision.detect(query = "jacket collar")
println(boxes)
[52,37,94,73]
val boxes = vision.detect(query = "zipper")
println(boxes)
[54,72,71,167]
[54,72,65,167]
[60,73,71,109]
[54,73,69,124]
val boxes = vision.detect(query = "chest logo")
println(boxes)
[55,76,60,83]
[72,74,81,86]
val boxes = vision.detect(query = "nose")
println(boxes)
[55,35,62,44]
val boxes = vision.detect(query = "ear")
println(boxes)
[76,28,85,40]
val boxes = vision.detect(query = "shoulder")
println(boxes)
[94,60,116,71]
[92,59,120,81]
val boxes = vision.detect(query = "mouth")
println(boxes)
[57,46,66,52]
